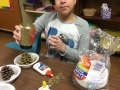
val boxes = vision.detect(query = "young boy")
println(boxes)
[13,0,89,63]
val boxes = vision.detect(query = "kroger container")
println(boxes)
[73,28,120,90]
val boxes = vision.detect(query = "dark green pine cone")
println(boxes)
[0,66,14,81]
[19,52,34,65]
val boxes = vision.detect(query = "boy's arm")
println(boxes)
[60,23,89,62]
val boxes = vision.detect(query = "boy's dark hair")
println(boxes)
[49,0,55,5]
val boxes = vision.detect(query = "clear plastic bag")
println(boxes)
[73,28,120,90]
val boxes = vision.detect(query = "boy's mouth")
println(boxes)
[60,6,68,10]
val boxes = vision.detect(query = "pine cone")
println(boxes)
[19,52,34,65]
[0,66,14,81]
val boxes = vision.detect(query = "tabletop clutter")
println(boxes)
[0,52,64,90]
[1,22,120,90]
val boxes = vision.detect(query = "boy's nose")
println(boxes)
[60,0,66,3]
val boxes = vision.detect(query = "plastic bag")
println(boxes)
[73,28,120,90]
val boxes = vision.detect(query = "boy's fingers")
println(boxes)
[13,34,21,41]
[13,30,21,38]
[51,35,59,40]
[15,40,20,44]
[15,25,21,30]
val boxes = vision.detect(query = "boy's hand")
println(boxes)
[48,36,66,53]
[13,25,21,44]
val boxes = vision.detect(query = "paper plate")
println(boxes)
[0,64,21,83]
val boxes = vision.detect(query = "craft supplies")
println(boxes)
[38,81,50,90]
[33,62,53,77]
[19,23,36,49]
[47,73,64,86]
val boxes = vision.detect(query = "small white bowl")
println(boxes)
[0,83,15,90]
[14,52,39,68]
[0,64,21,83]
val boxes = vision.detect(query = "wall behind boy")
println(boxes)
[0,0,22,32]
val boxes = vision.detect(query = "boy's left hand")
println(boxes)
[48,36,66,53]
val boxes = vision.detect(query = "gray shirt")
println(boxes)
[34,12,89,63]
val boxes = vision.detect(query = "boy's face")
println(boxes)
[54,0,76,15]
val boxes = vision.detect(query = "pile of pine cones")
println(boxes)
[0,66,14,80]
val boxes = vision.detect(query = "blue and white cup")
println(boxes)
[100,8,112,19]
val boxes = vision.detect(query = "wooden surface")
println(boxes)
[0,30,120,90]
[0,46,120,90]
[0,48,79,90]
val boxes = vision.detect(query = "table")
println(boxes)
[0,48,120,90]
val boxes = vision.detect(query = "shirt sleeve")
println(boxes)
[33,13,46,34]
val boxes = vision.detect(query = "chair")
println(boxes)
[5,32,41,54]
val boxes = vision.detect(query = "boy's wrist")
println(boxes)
[59,45,67,56]
[60,44,66,53]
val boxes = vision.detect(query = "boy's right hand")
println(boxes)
[13,25,21,44]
